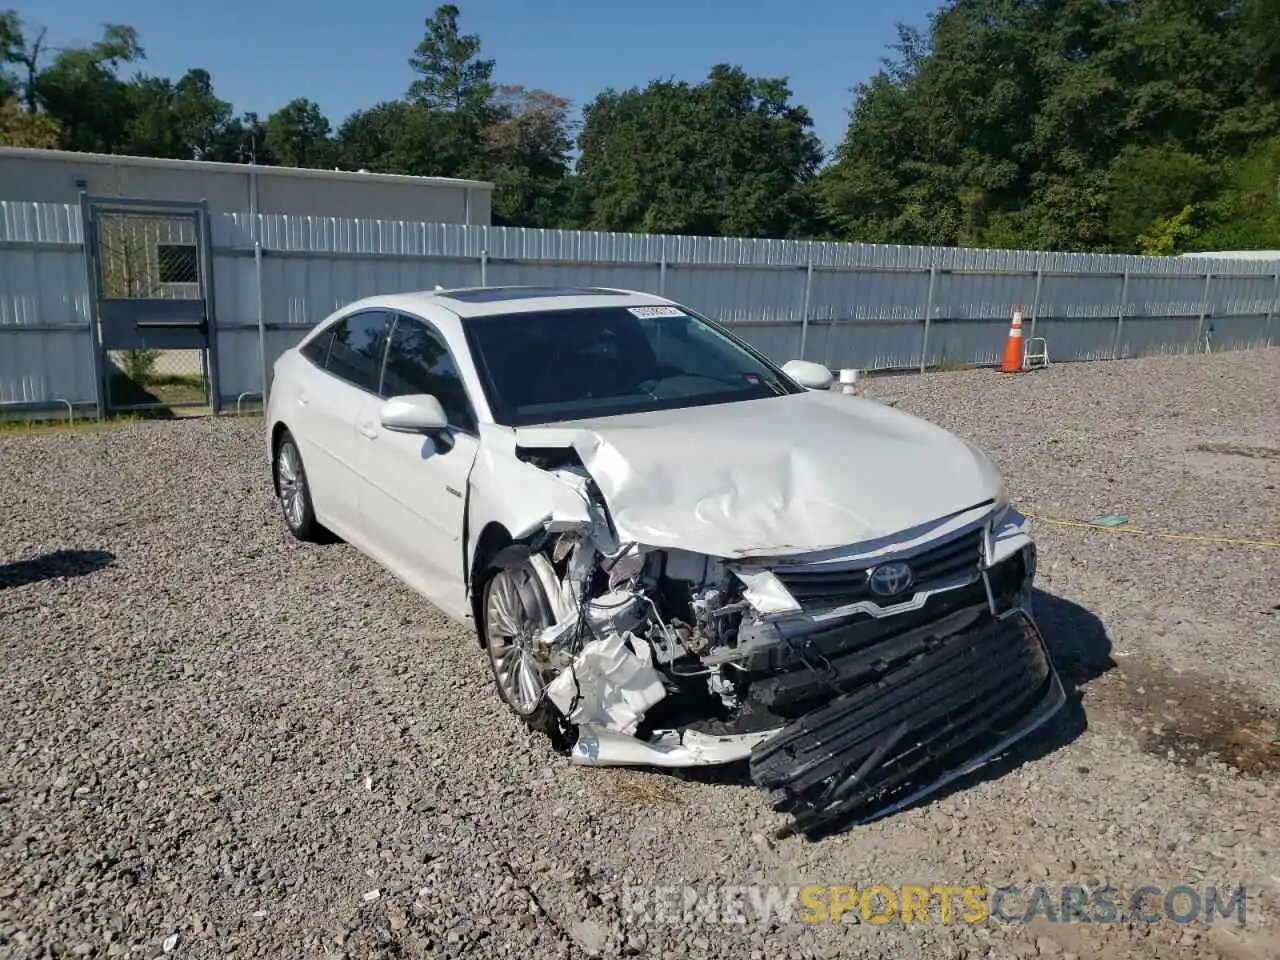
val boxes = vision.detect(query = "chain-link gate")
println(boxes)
[81,196,221,415]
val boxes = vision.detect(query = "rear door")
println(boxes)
[294,310,391,536]
[354,312,480,617]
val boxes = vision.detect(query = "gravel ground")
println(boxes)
[1,347,1278,960]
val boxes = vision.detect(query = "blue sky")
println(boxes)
[31,0,939,156]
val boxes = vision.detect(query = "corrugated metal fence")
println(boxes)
[2,200,1277,412]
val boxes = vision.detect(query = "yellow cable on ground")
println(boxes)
[1022,514,1280,549]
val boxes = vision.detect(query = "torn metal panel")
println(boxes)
[732,568,801,616]
[512,390,1004,561]
[988,505,1034,565]
[526,552,578,624]
[465,425,595,568]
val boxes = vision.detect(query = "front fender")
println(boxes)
[465,425,594,580]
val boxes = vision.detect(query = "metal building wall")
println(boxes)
[2,201,1277,412]
[0,204,96,408]
[0,149,493,224]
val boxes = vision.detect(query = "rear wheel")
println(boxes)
[480,545,576,751]
[274,432,323,543]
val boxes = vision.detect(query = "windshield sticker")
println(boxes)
[627,306,687,318]
[743,373,762,384]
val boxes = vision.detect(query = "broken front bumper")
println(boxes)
[749,608,1066,839]
[565,603,1065,839]
[554,504,1062,837]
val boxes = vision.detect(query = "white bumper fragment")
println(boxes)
[545,631,667,737]
[569,726,780,767]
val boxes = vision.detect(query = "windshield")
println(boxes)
[463,305,802,426]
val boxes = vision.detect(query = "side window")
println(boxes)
[325,311,391,393]
[383,315,477,432]
[299,327,333,366]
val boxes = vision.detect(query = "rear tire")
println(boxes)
[479,545,576,752]
[274,431,323,543]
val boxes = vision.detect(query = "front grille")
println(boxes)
[741,577,991,676]
[749,611,1060,839]
[772,528,984,606]
[746,600,990,714]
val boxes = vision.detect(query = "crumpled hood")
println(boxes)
[513,390,1004,560]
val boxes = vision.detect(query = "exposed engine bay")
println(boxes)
[498,442,1067,839]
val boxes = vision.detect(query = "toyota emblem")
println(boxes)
[867,561,914,598]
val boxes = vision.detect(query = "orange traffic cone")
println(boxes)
[1000,310,1024,373]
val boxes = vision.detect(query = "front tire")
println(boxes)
[274,431,323,543]
[480,545,576,751]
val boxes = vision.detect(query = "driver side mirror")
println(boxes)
[380,394,449,434]
[782,359,834,391]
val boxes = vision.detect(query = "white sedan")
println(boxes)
[266,286,1064,837]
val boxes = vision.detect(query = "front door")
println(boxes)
[355,313,480,619]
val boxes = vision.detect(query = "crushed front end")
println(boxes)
[735,504,1066,838]
[512,453,1065,838]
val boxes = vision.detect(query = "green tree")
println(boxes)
[407,4,494,119]
[0,9,48,111]
[335,87,573,227]
[819,12,1036,247]
[1106,145,1214,252]
[1136,204,1198,256]
[391,4,501,184]
[35,24,143,152]
[125,69,232,159]
[0,10,27,105]
[821,0,1280,251]
[479,85,573,226]
[337,101,422,172]
[337,100,471,177]
[0,94,58,146]
[576,64,823,237]
[206,111,274,164]
[171,69,232,159]
[124,75,184,157]
[265,98,335,168]
[5,0,1276,249]
[1192,137,1280,250]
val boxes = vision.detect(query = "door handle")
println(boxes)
[357,420,378,439]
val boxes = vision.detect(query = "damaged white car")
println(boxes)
[266,286,1065,837]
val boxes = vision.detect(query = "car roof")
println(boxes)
[355,285,677,321]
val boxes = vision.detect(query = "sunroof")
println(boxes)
[441,286,629,303]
